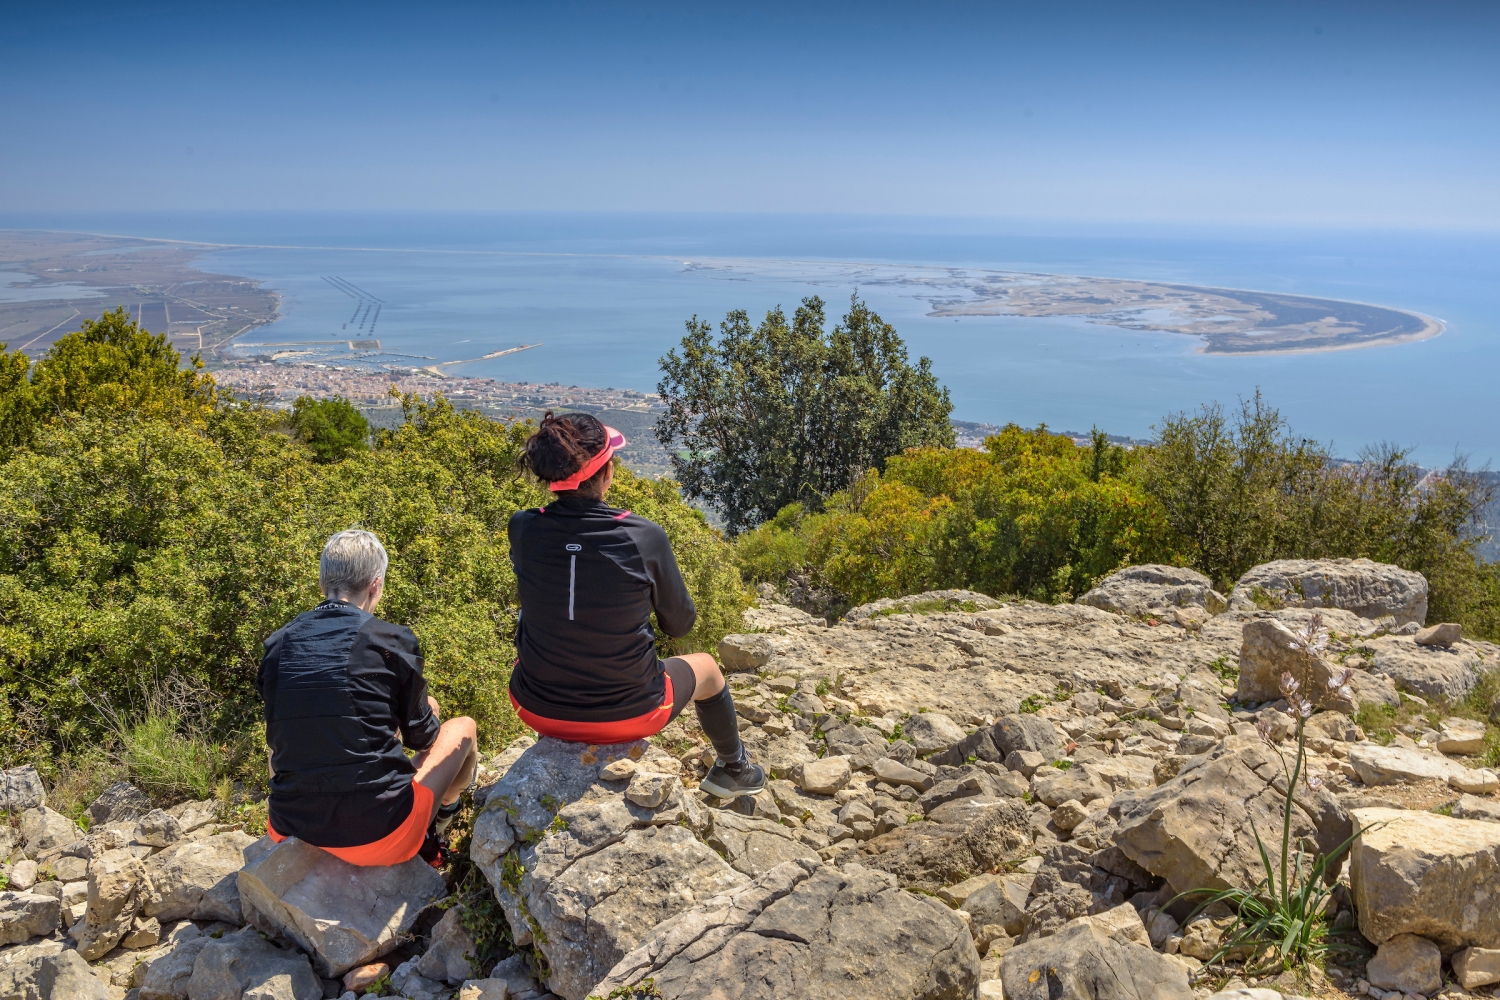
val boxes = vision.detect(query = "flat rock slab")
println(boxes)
[238,837,447,977]
[187,925,323,1000]
[1076,564,1221,616]
[1350,807,1500,953]
[595,858,979,1000]
[145,830,264,924]
[1347,744,1498,793]
[1367,635,1482,702]
[706,810,820,877]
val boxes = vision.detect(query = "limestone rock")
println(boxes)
[0,766,45,813]
[75,848,152,961]
[862,800,1032,892]
[1111,736,1349,894]
[457,978,511,1000]
[1367,635,1482,702]
[1229,558,1428,625]
[85,781,152,827]
[1350,807,1500,953]
[1000,916,1193,1000]
[145,831,263,924]
[962,875,1033,938]
[1235,617,1393,709]
[792,755,851,795]
[134,809,185,848]
[1077,564,1223,616]
[1452,946,1500,990]
[1347,743,1499,793]
[743,601,826,631]
[594,858,980,1000]
[18,807,81,859]
[991,714,1062,761]
[187,925,322,1000]
[1051,799,1089,832]
[705,810,819,877]
[36,948,111,1000]
[0,891,60,945]
[1030,765,1108,808]
[1366,932,1443,994]
[845,589,1000,621]
[872,757,933,791]
[8,861,37,892]
[165,799,221,835]
[903,712,968,754]
[0,937,63,999]
[1453,793,1500,823]
[716,633,784,673]
[238,837,446,977]
[1437,718,1488,755]
[138,935,211,1000]
[1415,621,1461,646]
[416,907,479,985]
[470,737,743,1000]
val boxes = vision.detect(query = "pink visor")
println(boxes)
[549,425,627,491]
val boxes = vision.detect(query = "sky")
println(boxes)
[2,1,1498,228]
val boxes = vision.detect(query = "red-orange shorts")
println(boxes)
[266,780,433,866]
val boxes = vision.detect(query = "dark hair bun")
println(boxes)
[518,411,608,484]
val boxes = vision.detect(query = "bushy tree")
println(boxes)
[290,395,370,463]
[656,294,953,534]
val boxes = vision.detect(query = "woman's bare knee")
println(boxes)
[684,653,725,700]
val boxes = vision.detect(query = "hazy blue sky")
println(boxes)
[3,1,1497,228]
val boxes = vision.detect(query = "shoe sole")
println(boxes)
[698,776,766,799]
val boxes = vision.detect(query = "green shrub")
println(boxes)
[289,395,370,463]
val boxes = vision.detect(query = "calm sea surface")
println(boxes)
[5,211,1497,467]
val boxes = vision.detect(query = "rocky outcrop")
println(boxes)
[1229,557,1428,625]
[1365,933,1443,995]
[1366,634,1483,702]
[144,830,265,923]
[0,766,45,813]
[0,937,64,998]
[17,807,81,860]
[36,949,111,1000]
[845,589,1002,621]
[1347,744,1498,793]
[1349,807,1500,954]
[1235,616,1398,710]
[1000,915,1193,999]
[0,891,60,945]
[1077,564,1225,616]
[74,848,154,960]
[593,858,980,1000]
[470,737,746,1000]
[187,925,322,1000]
[1110,736,1349,894]
[238,837,447,977]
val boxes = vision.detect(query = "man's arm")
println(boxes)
[384,628,442,752]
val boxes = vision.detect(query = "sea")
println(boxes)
[3,211,1497,468]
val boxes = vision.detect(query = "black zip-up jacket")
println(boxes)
[258,601,441,847]
[508,495,696,721]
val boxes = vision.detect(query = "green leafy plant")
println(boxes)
[1174,615,1371,975]
[1019,694,1048,714]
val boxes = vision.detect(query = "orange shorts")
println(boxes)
[510,674,677,743]
[266,780,433,866]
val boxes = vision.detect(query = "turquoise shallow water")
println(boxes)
[3,211,1496,466]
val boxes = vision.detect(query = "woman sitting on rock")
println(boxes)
[508,412,764,799]
[259,529,478,866]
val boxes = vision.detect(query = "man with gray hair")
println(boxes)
[258,529,477,867]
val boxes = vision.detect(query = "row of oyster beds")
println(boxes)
[1,557,1498,1000]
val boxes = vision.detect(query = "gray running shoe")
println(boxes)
[699,760,766,799]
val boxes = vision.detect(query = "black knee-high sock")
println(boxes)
[694,686,747,769]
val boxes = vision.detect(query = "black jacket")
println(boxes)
[508,495,696,721]
[258,601,441,847]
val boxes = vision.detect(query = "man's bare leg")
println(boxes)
[413,716,478,821]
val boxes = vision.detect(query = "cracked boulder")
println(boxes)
[187,925,322,1000]
[74,847,154,961]
[1000,915,1193,1000]
[144,830,266,924]
[0,765,45,813]
[238,837,446,977]
[861,799,1032,892]
[470,737,747,1000]
[1228,558,1428,625]
[1077,564,1224,616]
[1366,635,1483,703]
[593,858,979,1000]
[705,810,820,877]
[1109,735,1349,895]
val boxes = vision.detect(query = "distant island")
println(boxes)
[685,259,1444,355]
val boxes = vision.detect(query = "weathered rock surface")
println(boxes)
[1000,915,1194,999]
[1077,564,1224,616]
[85,780,152,827]
[1347,743,1498,793]
[1229,558,1428,625]
[18,807,80,859]
[594,858,979,1000]
[416,907,480,985]
[862,800,1032,892]
[0,766,45,813]
[470,737,745,1000]
[1234,616,1399,710]
[0,937,64,998]
[1453,945,1500,990]
[1365,932,1442,995]
[36,948,111,1000]
[1453,793,1500,823]
[845,589,1002,621]
[75,848,153,960]
[1367,634,1483,702]
[138,934,211,1000]
[187,925,322,1000]
[902,712,967,754]
[1111,736,1348,894]
[0,891,60,945]
[238,837,446,976]
[705,810,819,877]
[145,831,263,923]
[1416,621,1462,646]
[1350,807,1500,953]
